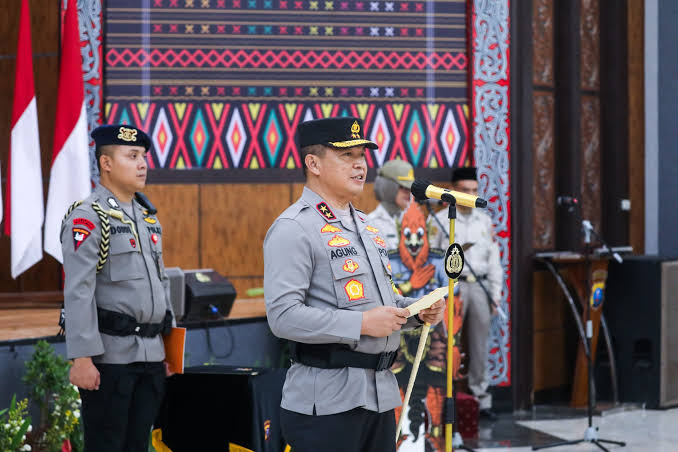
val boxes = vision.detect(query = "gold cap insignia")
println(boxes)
[350,120,361,139]
[118,127,138,142]
[397,169,415,182]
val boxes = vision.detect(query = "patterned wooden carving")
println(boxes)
[533,92,556,250]
[533,0,554,86]
[580,95,601,231]
[580,0,600,90]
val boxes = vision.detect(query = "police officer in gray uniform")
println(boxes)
[264,117,445,452]
[62,125,173,452]
[367,159,416,250]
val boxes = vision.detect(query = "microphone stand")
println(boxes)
[407,180,487,452]
[532,217,625,451]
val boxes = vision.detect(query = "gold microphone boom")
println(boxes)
[410,179,487,209]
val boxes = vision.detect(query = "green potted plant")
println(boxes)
[22,340,82,452]
[0,395,32,451]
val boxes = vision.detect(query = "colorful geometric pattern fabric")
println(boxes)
[471,0,511,386]
[105,101,471,170]
[104,0,469,174]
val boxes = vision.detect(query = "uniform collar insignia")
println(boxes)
[316,202,336,221]
[107,197,121,210]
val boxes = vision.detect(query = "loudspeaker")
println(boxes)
[183,269,237,321]
[603,256,678,408]
[165,267,185,320]
[156,367,287,452]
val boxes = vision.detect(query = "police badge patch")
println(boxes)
[72,227,91,251]
[444,243,465,280]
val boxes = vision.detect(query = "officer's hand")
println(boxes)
[418,298,446,325]
[410,264,436,290]
[361,306,409,337]
[164,361,175,377]
[70,357,100,390]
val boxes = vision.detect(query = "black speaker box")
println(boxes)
[601,255,678,408]
[184,269,237,321]
[156,367,286,452]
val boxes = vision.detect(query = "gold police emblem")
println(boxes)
[350,120,361,138]
[444,243,465,280]
[117,127,138,142]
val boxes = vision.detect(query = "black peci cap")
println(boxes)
[297,117,378,150]
[91,125,151,150]
[451,166,477,183]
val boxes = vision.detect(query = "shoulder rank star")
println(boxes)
[316,202,336,220]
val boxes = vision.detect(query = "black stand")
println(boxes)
[532,220,625,452]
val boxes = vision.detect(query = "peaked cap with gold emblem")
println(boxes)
[91,125,151,150]
[297,117,378,150]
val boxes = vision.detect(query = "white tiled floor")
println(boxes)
[474,408,678,451]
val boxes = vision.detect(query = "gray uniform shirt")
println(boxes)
[366,203,401,251]
[264,187,422,415]
[61,184,173,364]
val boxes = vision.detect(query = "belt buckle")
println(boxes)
[467,274,477,283]
[376,351,396,371]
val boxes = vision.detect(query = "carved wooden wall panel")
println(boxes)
[580,95,602,231]
[533,0,554,86]
[580,0,600,90]
[533,93,556,250]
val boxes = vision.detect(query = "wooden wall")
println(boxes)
[143,182,381,298]
[527,0,643,402]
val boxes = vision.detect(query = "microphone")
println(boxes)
[557,195,579,207]
[411,179,487,209]
[582,220,623,263]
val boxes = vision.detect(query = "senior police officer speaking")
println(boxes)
[264,117,446,452]
[61,125,174,452]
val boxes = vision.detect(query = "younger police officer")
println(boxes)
[62,125,173,452]
[264,117,445,452]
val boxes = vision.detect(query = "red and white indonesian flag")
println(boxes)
[44,0,91,263]
[4,0,44,279]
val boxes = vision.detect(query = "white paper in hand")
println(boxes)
[405,286,449,318]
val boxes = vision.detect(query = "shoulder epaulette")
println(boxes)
[61,200,83,225]
[135,191,157,214]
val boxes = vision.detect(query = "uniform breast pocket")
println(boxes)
[108,237,144,281]
[329,256,372,309]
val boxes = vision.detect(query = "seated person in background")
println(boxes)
[367,159,415,250]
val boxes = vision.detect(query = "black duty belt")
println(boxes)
[97,308,172,338]
[290,342,397,371]
[458,274,487,283]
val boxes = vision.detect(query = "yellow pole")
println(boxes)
[445,211,456,452]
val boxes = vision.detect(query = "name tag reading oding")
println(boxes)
[405,286,450,318]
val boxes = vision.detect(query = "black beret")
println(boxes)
[451,166,477,183]
[91,125,151,150]
[297,117,378,150]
